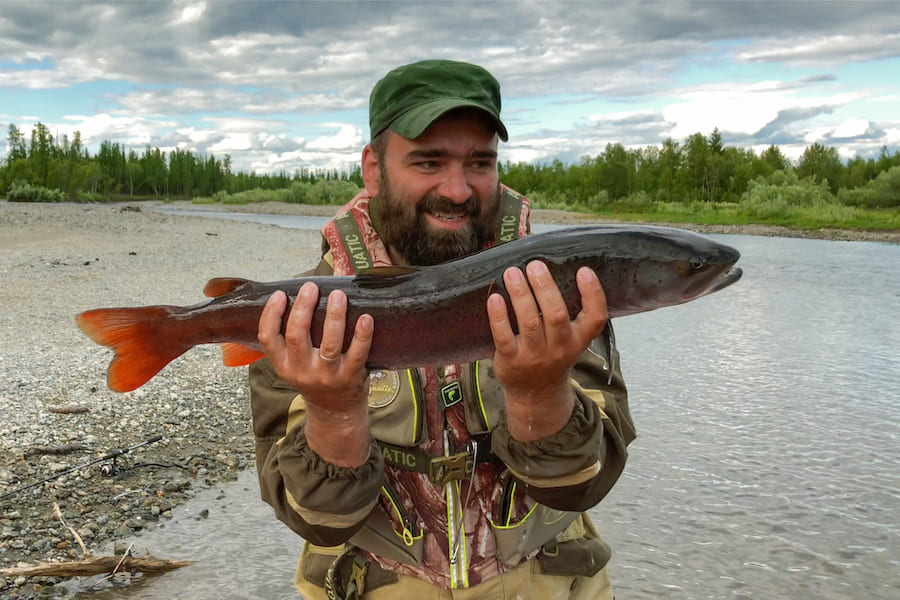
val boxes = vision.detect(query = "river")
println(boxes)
[71,208,900,599]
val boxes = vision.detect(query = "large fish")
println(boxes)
[76,225,742,392]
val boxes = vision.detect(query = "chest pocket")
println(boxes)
[459,360,505,435]
[367,369,426,446]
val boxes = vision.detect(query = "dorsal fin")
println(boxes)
[203,277,252,298]
[353,266,421,288]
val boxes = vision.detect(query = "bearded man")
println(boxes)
[250,59,636,600]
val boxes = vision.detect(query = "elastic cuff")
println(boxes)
[492,392,603,481]
[278,425,384,517]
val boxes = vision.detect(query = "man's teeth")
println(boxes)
[432,211,465,221]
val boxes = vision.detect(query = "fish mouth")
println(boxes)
[681,265,743,300]
[710,267,742,293]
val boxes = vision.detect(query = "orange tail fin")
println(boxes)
[76,306,190,393]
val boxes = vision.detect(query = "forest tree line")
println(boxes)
[2,122,899,211]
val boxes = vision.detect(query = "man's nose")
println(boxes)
[439,163,472,203]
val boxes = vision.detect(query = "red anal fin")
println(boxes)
[221,343,265,366]
[76,306,189,393]
[204,277,252,298]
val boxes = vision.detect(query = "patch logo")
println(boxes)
[368,370,400,409]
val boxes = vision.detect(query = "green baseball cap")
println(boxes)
[369,59,508,142]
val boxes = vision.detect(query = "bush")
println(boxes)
[197,180,362,206]
[837,166,900,208]
[739,172,838,220]
[7,181,67,202]
[287,180,361,205]
[75,190,107,203]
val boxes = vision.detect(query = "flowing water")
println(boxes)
[72,211,900,599]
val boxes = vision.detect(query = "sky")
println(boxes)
[1,0,899,175]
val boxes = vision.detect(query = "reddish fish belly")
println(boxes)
[75,282,502,393]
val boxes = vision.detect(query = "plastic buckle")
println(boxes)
[428,452,472,485]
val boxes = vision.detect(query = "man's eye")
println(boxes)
[417,161,439,170]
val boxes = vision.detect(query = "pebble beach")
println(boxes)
[0,201,322,597]
[1,199,897,597]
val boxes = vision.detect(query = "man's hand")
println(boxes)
[258,282,374,467]
[487,261,608,442]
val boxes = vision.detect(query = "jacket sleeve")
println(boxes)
[249,259,384,546]
[490,323,635,512]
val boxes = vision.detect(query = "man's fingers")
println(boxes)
[573,267,609,341]
[317,289,348,364]
[504,265,545,345]
[343,313,374,369]
[487,293,517,356]
[284,282,318,356]
[525,260,573,348]
[258,290,288,360]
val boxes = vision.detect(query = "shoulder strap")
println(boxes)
[497,186,527,244]
[332,211,373,274]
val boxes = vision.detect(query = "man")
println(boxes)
[250,59,636,599]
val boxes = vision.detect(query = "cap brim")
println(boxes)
[389,98,509,142]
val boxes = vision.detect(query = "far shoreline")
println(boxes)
[175,200,900,244]
[2,198,898,244]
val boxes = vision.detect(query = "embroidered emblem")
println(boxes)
[439,381,463,409]
[368,370,400,408]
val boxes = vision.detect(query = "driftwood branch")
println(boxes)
[54,503,89,557]
[24,444,88,457]
[45,405,90,415]
[0,555,193,578]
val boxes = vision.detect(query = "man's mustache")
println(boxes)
[418,195,479,217]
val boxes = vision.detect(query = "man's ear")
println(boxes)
[361,145,380,197]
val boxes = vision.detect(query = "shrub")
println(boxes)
[7,181,67,202]
[838,166,900,208]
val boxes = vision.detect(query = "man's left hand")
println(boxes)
[486,261,608,441]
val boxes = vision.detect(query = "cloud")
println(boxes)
[1,1,898,171]
[738,33,900,66]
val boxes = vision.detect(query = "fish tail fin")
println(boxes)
[76,306,189,393]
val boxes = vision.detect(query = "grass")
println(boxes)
[562,201,900,232]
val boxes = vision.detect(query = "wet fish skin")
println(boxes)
[76,225,742,392]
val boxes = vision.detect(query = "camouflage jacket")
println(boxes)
[250,188,636,590]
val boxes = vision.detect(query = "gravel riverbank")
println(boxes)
[1,199,896,597]
[0,201,322,597]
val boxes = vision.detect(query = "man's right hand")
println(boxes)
[257,282,374,467]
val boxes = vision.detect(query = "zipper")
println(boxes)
[444,428,468,588]
[468,361,491,431]
[498,475,518,527]
[380,480,421,547]
[406,368,427,444]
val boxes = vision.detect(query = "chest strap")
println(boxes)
[379,436,493,486]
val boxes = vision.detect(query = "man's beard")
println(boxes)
[373,166,501,266]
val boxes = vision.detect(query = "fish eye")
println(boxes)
[689,257,705,271]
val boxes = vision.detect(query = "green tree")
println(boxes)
[797,143,845,193]
[6,124,27,166]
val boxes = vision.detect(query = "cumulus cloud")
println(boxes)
[0,1,898,171]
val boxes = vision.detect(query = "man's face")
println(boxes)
[370,111,501,266]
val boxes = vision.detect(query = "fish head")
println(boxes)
[633,226,742,312]
[569,225,743,316]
